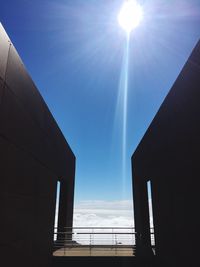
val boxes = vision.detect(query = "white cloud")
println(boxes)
[73,199,134,227]
[72,200,135,245]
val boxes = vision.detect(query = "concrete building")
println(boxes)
[132,40,200,267]
[0,23,75,267]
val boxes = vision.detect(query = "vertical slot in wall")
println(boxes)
[147,180,155,252]
[54,181,60,241]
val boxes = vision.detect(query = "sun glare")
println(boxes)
[118,0,143,33]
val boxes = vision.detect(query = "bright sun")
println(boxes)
[118,0,143,33]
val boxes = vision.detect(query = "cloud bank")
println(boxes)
[73,200,135,245]
[73,199,134,227]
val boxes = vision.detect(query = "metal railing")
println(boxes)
[53,227,155,256]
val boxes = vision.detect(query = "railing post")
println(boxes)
[112,228,114,246]
[90,233,92,256]
[115,233,117,255]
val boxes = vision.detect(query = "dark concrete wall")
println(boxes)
[0,23,75,267]
[132,40,200,267]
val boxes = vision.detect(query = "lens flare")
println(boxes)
[118,0,143,33]
[122,34,130,194]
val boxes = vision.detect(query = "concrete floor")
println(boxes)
[53,246,135,257]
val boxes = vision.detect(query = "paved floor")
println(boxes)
[53,246,135,257]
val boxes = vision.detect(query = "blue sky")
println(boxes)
[1,0,200,210]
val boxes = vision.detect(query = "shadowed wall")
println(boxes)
[132,40,200,267]
[0,23,75,267]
